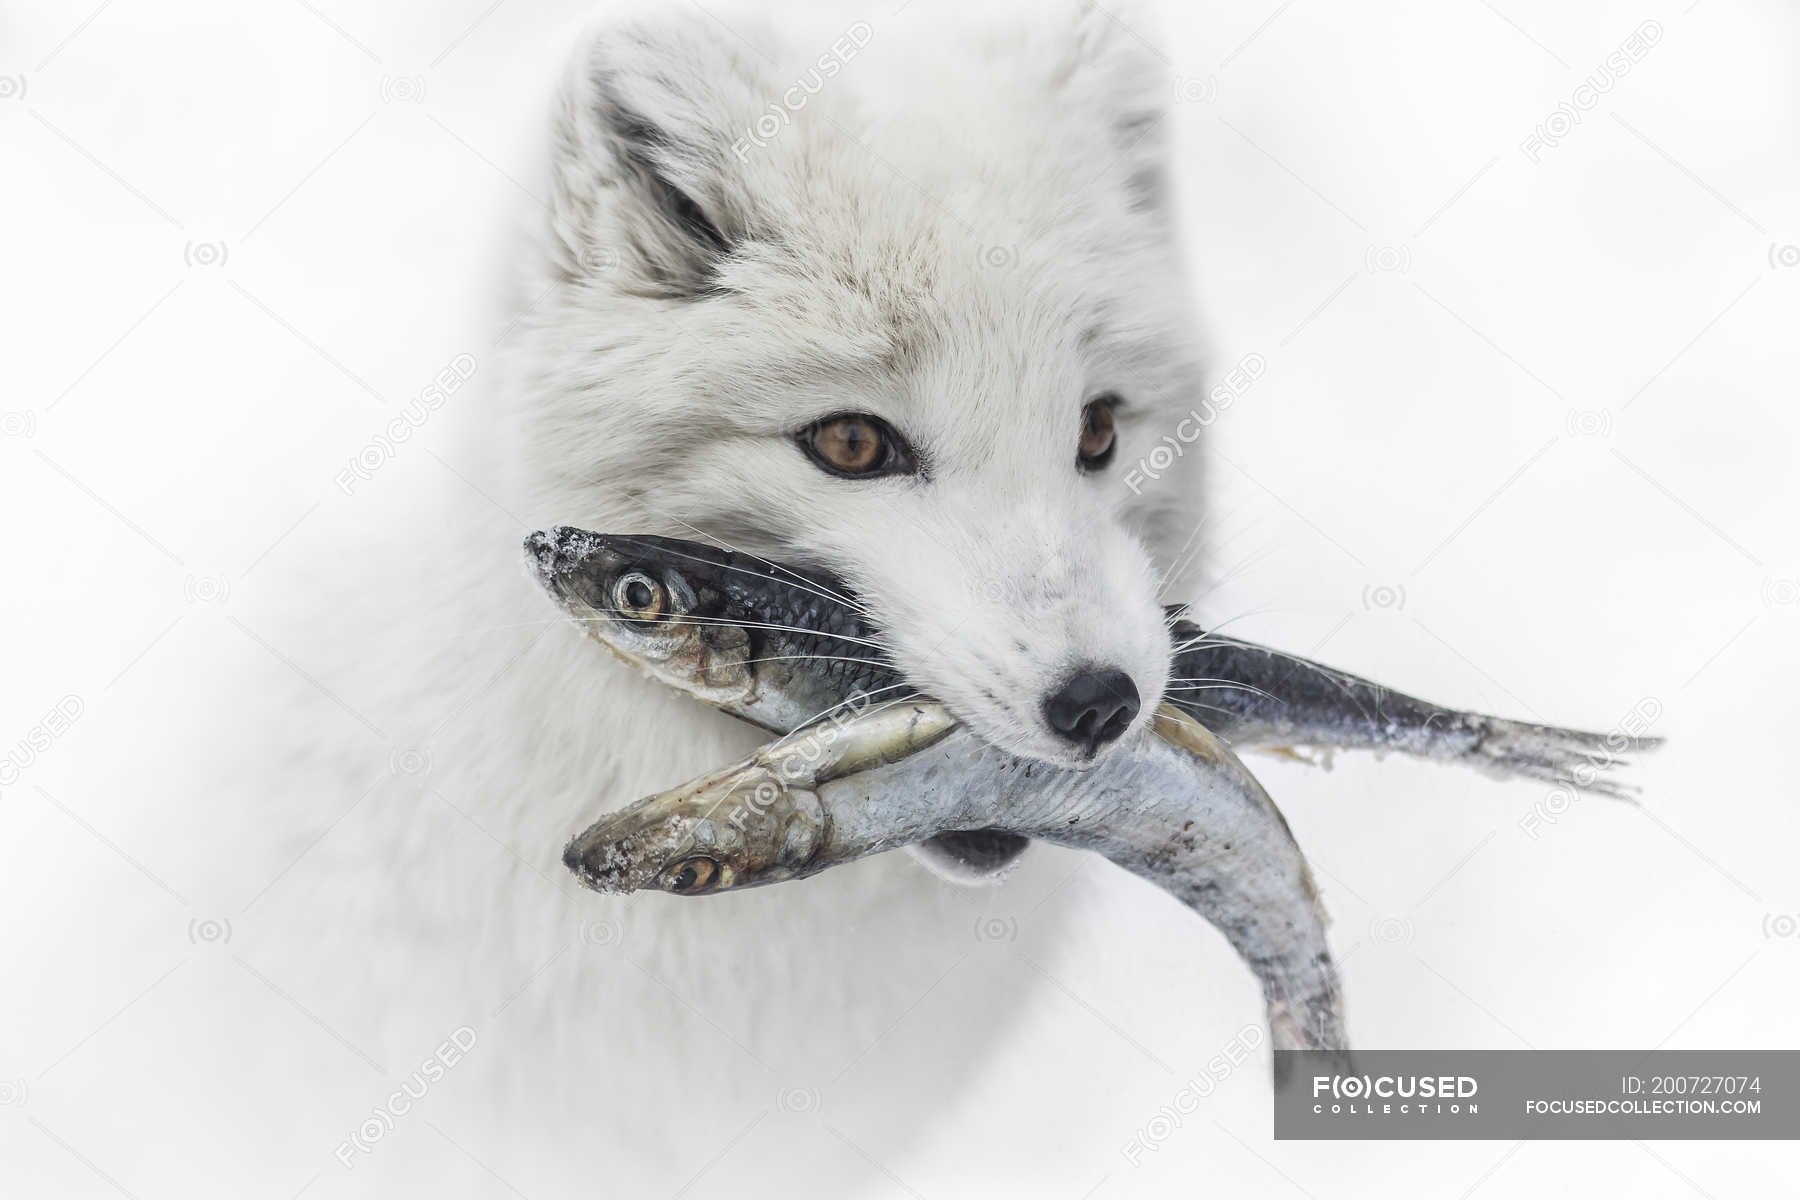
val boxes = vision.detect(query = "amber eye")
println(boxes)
[661,857,719,894]
[611,571,666,621]
[1078,396,1118,470]
[799,413,918,478]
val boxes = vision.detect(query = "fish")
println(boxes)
[531,526,1346,1050]
[1166,615,1660,799]
[526,528,1659,877]
[564,690,1348,1055]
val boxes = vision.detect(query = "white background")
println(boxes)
[3,0,1797,1196]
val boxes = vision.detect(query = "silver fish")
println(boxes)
[565,702,1345,1054]
[539,536,1347,1053]
[526,527,1659,882]
[525,529,1660,793]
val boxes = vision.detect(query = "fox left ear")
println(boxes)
[548,14,785,296]
[1048,0,1173,215]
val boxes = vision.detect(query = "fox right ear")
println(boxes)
[549,16,778,297]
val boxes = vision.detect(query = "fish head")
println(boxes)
[525,527,758,707]
[563,759,828,896]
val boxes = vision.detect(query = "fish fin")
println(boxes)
[1250,745,1338,771]
[1466,716,1663,799]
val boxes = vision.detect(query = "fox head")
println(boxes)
[513,2,1206,769]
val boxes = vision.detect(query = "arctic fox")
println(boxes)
[38,4,1209,1196]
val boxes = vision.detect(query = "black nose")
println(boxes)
[1043,667,1140,754]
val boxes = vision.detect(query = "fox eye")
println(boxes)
[799,414,918,479]
[1078,395,1119,470]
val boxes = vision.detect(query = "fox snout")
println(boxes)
[836,515,1171,770]
[1043,666,1141,755]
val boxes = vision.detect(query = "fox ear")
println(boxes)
[549,17,777,296]
[1049,0,1174,215]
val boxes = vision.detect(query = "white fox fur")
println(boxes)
[45,4,1208,1195]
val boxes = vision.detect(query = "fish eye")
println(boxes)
[1078,395,1119,471]
[611,571,666,621]
[798,413,920,479]
[660,857,719,894]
